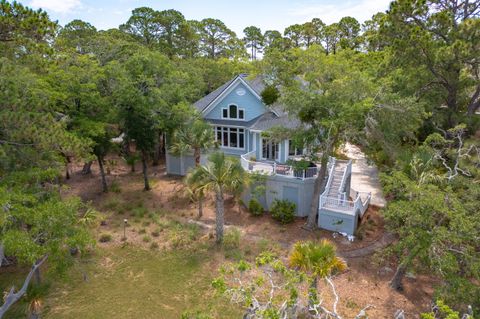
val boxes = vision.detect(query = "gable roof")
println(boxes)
[193,74,286,115]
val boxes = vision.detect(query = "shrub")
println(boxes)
[151,229,161,237]
[223,228,241,250]
[248,198,264,216]
[138,228,146,234]
[142,220,151,227]
[99,233,112,243]
[270,199,296,224]
[150,242,159,250]
[131,206,148,218]
[142,235,151,243]
[109,180,121,193]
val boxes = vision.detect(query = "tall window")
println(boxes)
[288,140,303,156]
[214,126,245,149]
[222,105,245,120]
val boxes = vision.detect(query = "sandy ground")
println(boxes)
[61,156,435,318]
[342,143,387,207]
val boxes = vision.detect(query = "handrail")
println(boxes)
[338,160,352,194]
[319,157,336,209]
[240,150,319,180]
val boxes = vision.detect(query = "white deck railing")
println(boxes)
[318,158,371,218]
[240,150,319,180]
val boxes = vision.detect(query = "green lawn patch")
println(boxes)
[40,247,240,319]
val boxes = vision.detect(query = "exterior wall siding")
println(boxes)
[204,82,266,121]
[241,174,316,217]
[165,152,207,176]
[318,209,358,235]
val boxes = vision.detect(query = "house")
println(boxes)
[166,74,371,235]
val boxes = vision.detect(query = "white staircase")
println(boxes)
[319,157,371,217]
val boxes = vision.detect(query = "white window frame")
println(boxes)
[214,126,245,150]
[221,104,245,120]
[260,137,280,162]
[288,139,304,157]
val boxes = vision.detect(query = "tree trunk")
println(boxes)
[0,243,8,267]
[305,149,331,230]
[390,263,406,291]
[466,84,480,116]
[81,161,93,175]
[215,187,225,244]
[34,267,41,285]
[97,155,108,193]
[142,151,150,191]
[0,256,47,319]
[390,247,420,291]
[65,156,71,180]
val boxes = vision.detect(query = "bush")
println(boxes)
[110,180,121,193]
[142,235,151,243]
[223,228,241,250]
[151,229,161,237]
[248,198,264,216]
[150,242,159,250]
[99,233,112,243]
[138,228,146,234]
[270,199,296,224]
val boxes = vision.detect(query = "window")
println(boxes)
[229,105,237,119]
[222,105,245,120]
[214,126,245,149]
[288,140,303,156]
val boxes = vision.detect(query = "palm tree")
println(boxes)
[186,152,245,243]
[170,118,216,218]
[289,239,347,310]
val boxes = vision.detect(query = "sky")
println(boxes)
[26,0,392,36]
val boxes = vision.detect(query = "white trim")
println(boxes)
[202,77,244,115]
[221,103,246,121]
[260,137,280,162]
[284,139,289,162]
[202,75,280,117]
[214,125,245,150]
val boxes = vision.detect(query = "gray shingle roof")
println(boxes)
[193,77,237,112]
[193,74,293,130]
[249,112,301,131]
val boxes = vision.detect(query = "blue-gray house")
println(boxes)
[166,74,371,235]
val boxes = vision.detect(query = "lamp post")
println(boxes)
[123,218,128,240]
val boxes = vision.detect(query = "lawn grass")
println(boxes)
[41,246,240,319]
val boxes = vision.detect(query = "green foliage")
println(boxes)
[223,228,241,250]
[420,300,471,319]
[186,152,246,243]
[270,199,296,224]
[260,85,280,105]
[248,198,264,216]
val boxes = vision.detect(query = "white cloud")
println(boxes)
[29,0,82,14]
[289,0,392,24]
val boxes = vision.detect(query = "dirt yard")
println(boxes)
[56,155,436,318]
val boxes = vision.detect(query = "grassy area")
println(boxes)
[0,246,241,319]
[41,247,240,319]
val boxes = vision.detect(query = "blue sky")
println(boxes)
[27,0,392,36]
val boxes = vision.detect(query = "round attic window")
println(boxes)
[236,88,246,96]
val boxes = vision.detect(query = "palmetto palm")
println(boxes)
[170,118,216,218]
[186,152,245,243]
[289,239,347,306]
